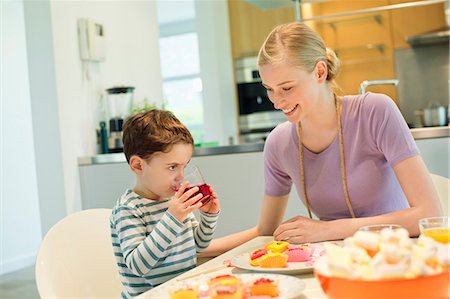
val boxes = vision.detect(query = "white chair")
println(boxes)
[430,173,450,216]
[35,209,122,298]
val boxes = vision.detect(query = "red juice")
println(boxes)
[186,183,212,205]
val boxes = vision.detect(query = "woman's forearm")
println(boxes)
[327,205,442,240]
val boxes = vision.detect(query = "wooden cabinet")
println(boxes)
[227,0,446,101]
[312,1,397,99]
[228,0,295,59]
[389,0,446,49]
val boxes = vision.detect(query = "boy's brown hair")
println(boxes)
[122,109,194,164]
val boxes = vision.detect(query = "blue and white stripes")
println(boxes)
[110,189,219,298]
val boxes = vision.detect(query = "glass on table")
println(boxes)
[419,216,450,243]
[358,224,404,233]
[183,163,213,205]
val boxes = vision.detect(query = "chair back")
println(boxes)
[430,173,449,216]
[35,208,122,298]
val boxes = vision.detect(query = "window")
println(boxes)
[157,1,205,143]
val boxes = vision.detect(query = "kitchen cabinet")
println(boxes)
[313,0,397,100]
[389,0,446,49]
[228,0,295,59]
[227,0,446,101]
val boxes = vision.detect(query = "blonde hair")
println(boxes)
[258,22,341,92]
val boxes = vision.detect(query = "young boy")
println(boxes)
[110,109,220,299]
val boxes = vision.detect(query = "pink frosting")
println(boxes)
[286,246,314,262]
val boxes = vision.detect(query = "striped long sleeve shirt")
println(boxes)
[110,189,219,298]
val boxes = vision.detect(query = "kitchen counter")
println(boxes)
[78,126,448,235]
[78,126,449,166]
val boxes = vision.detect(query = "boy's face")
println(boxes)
[136,143,194,200]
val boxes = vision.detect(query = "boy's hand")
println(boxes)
[199,185,220,214]
[168,181,203,222]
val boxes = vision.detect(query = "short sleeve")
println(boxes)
[363,93,419,166]
[263,126,293,196]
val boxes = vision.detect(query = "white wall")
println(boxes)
[1,0,164,275]
[1,1,42,274]
[50,1,163,212]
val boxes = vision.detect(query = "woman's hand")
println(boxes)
[273,215,330,243]
[168,181,203,222]
[199,185,220,214]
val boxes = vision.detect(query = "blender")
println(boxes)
[105,86,134,153]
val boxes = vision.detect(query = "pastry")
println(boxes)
[249,277,278,297]
[249,249,268,266]
[259,252,288,268]
[208,274,241,286]
[209,283,243,299]
[286,244,314,262]
[264,241,289,253]
[169,287,198,299]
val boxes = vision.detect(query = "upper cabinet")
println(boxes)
[389,0,446,48]
[227,0,446,99]
[228,0,295,59]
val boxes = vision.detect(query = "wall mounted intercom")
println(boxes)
[77,18,106,62]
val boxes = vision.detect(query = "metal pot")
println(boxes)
[421,102,447,127]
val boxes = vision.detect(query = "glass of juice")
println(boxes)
[419,216,450,243]
[183,163,213,205]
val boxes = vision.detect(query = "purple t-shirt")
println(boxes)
[264,92,419,220]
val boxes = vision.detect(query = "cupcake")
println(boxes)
[208,274,241,287]
[209,283,243,299]
[259,252,288,268]
[265,241,289,253]
[286,244,315,262]
[249,277,278,297]
[169,286,198,299]
[250,249,268,266]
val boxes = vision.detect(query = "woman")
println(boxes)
[202,22,442,256]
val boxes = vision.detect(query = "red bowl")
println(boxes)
[315,270,450,299]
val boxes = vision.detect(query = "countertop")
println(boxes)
[78,126,449,166]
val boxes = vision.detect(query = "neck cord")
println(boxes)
[296,95,356,219]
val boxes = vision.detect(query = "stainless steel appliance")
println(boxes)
[105,86,134,153]
[235,57,284,143]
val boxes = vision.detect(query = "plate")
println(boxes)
[231,243,325,274]
[150,273,305,299]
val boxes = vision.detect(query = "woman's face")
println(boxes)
[259,59,321,124]
[139,143,193,200]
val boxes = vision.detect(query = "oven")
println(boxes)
[235,57,284,143]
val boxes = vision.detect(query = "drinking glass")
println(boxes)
[183,164,212,205]
[419,216,450,243]
[358,224,403,233]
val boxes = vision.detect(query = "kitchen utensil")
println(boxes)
[105,86,134,153]
[422,101,447,127]
[99,121,108,154]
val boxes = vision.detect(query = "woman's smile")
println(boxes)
[281,104,299,115]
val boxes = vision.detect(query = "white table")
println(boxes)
[136,236,327,299]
